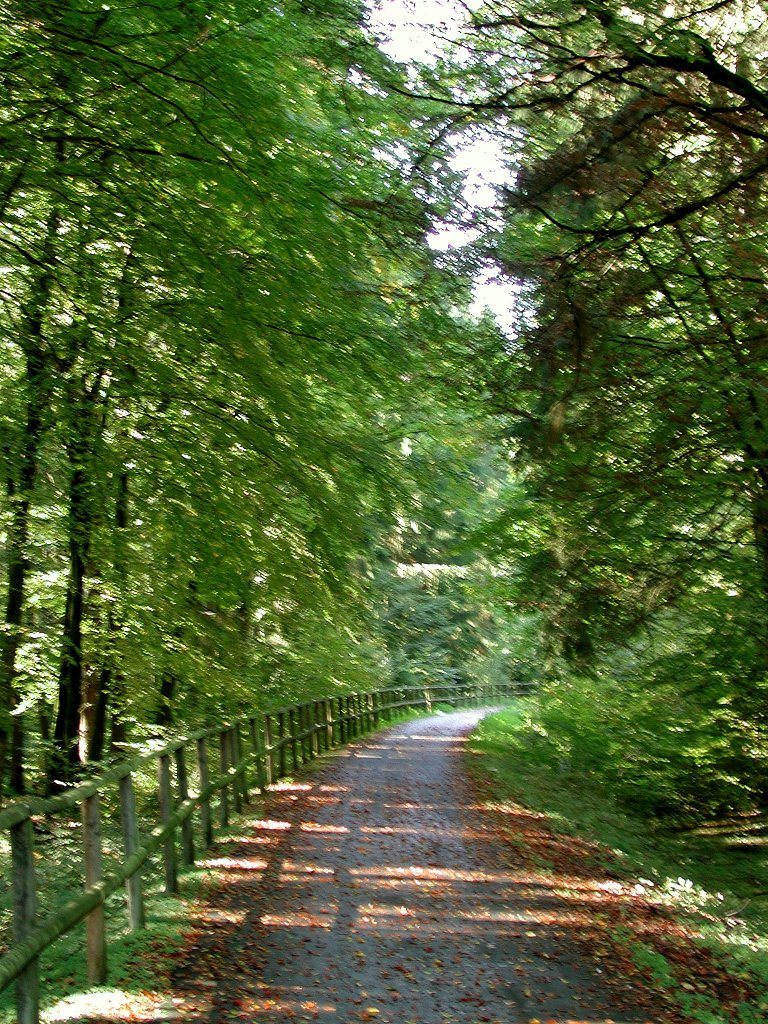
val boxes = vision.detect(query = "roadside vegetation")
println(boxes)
[3,0,768,1016]
[468,702,768,1023]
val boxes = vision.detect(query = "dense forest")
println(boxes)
[0,0,766,829]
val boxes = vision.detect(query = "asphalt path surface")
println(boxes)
[169,710,654,1024]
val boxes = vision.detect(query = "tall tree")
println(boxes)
[0,0,470,794]
[417,1,768,678]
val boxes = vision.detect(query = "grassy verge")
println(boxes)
[467,704,768,1024]
[0,857,212,1024]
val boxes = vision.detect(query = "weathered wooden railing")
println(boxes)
[0,680,528,1022]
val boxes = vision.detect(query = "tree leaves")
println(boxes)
[0,0,481,790]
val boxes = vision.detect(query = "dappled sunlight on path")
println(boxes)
[161,711,659,1024]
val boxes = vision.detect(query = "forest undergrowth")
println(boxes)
[468,704,768,1024]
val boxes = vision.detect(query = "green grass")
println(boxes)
[0,855,212,1024]
[467,704,768,1022]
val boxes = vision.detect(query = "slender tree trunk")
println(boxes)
[81,663,109,763]
[0,303,55,799]
[110,711,127,755]
[0,466,34,797]
[0,140,61,798]
[52,550,86,783]
[10,693,25,794]
[108,468,130,754]
[38,700,53,795]
[87,674,108,762]
[155,672,177,728]
[751,484,768,672]
[52,442,92,786]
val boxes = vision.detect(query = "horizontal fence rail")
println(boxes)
[0,680,531,1023]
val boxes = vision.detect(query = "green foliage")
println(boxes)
[371,435,516,695]
[521,674,768,822]
[472,706,768,911]
[414,0,768,824]
[0,0,486,792]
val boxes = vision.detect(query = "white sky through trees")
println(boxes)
[369,0,517,332]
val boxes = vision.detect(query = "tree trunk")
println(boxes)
[88,667,108,762]
[750,484,768,673]
[155,672,177,728]
[9,693,25,794]
[110,711,127,755]
[0,334,53,798]
[0,467,33,797]
[52,549,86,784]
[81,664,108,763]
[38,700,53,795]
[52,447,92,787]
[106,469,130,755]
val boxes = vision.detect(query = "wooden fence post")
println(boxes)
[119,771,146,930]
[306,703,314,760]
[235,724,250,805]
[227,729,242,814]
[264,714,275,785]
[250,716,267,792]
[304,703,311,758]
[218,730,230,828]
[289,707,298,772]
[197,735,214,848]
[297,705,306,764]
[312,701,320,756]
[11,815,39,1024]
[81,793,107,984]
[338,697,345,744]
[278,711,287,778]
[325,699,333,749]
[158,753,178,894]
[323,700,330,750]
[175,745,195,867]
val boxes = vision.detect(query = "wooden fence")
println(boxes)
[0,680,528,1023]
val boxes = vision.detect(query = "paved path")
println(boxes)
[171,710,654,1023]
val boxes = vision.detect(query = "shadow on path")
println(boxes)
[156,710,660,1024]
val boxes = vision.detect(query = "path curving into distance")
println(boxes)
[168,710,656,1024]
